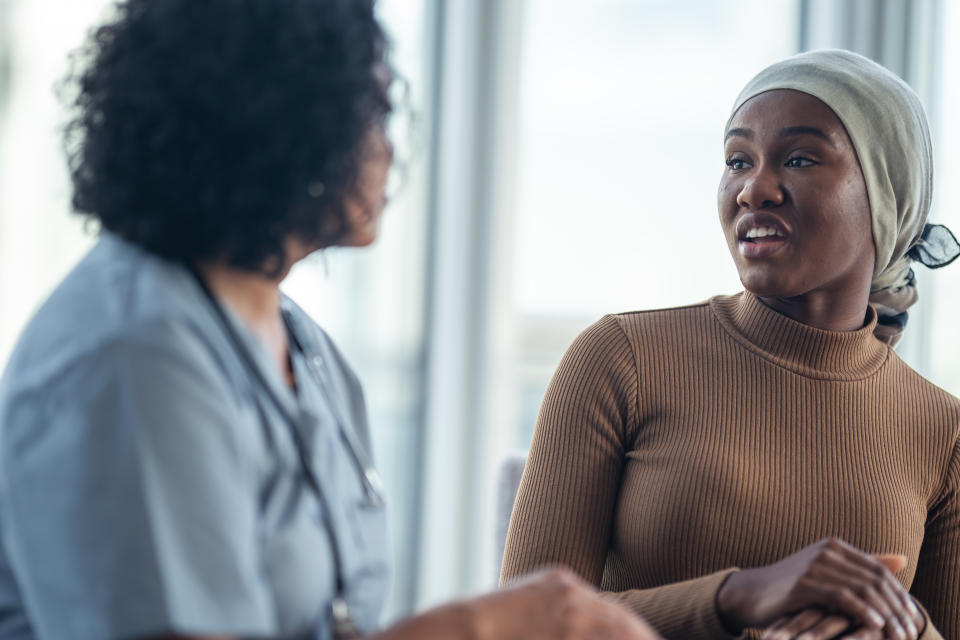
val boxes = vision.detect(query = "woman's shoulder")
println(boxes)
[610,298,714,325]
[590,298,717,347]
[1,234,226,396]
[561,299,717,371]
[887,350,960,427]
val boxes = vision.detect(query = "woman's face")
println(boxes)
[718,89,875,301]
[283,128,393,272]
[341,125,394,247]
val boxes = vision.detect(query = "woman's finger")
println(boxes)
[760,617,792,637]
[801,581,884,631]
[759,616,793,639]
[808,562,909,639]
[873,554,907,575]
[760,609,824,639]
[873,552,922,635]
[864,559,919,639]
[825,541,915,638]
[793,614,852,640]
[838,628,884,640]
[874,567,920,639]
[876,580,919,639]
[810,563,896,618]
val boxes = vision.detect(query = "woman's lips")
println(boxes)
[739,235,788,258]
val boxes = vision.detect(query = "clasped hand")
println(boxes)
[491,568,661,640]
[717,537,924,640]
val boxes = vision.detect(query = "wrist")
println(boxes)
[715,570,749,633]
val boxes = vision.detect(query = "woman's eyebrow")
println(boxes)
[724,127,752,142]
[778,125,836,147]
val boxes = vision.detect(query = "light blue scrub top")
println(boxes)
[0,233,390,639]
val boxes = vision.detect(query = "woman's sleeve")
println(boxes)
[0,317,275,640]
[910,434,960,640]
[499,315,738,639]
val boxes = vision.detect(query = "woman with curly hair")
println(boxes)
[0,1,658,639]
[501,50,960,640]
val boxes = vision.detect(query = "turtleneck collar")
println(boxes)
[709,291,890,381]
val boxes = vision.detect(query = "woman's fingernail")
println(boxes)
[868,609,885,627]
[907,620,918,637]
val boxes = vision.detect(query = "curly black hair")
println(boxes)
[65,0,394,274]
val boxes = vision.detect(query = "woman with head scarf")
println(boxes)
[501,50,960,640]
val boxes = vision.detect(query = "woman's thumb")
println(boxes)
[873,554,907,574]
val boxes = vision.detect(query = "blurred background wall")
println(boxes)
[1,0,957,623]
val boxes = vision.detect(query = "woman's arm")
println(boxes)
[500,316,741,637]
[500,317,634,586]
[903,435,960,640]
[148,570,660,640]
[370,569,659,640]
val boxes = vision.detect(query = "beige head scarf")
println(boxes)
[726,49,950,345]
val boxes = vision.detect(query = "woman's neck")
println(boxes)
[757,287,871,332]
[198,262,295,385]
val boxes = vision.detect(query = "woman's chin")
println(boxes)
[341,220,381,248]
[738,273,800,299]
[345,230,379,248]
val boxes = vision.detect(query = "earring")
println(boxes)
[307,181,326,198]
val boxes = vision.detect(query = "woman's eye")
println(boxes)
[725,158,750,171]
[785,157,815,168]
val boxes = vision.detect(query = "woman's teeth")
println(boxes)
[745,226,785,239]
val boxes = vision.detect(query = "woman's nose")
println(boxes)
[736,166,784,210]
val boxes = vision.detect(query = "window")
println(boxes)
[0,0,102,361]
[282,0,431,618]
[506,0,800,448]
[927,0,960,395]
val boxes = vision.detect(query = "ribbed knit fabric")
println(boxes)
[501,292,960,640]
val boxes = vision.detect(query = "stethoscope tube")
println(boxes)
[188,266,381,638]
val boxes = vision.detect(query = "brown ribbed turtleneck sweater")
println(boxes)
[500,292,960,640]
